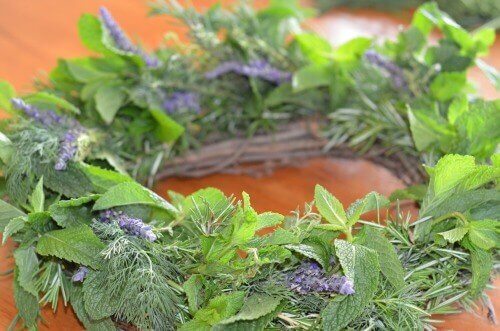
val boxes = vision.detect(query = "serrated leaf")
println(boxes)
[286,237,331,270]
[14,268,39,328]
[95,84,126,124]
[437,227,469,244]
[346,192,389,225]
[292,63,332,92]
[93,181,176,214]
[357,226,405,290]
[189,291,245,327]
[49,195,100,228]
[255,212,283,231]
[183,187,229,220]
[314,184,347,230]
[321,240,380,331]
[68,283,116,331]
[14,246,39,296]
[2,216,27,244]
[0,199,26,232]
[212,303,281,331]
[83,269,120,320]
[215,294,281,325]
[183,274,204,314]
[29,177,45,213]
[469,246,493,297]
[36,225,105,268]
[260,228,299,246]
[41,161,94,198]
[468,220,499,250]
[430,72,466,101]
[81,163,133,192]
[24,92,80,114]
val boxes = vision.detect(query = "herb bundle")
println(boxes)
[0,0,498,330]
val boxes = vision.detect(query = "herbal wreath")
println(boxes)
[0,1,499,330]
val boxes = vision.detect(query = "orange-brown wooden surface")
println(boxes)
[0,1,498,330]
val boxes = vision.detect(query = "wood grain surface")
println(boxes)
[0,1,498,330]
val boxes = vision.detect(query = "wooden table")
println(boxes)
[0,1,498,330]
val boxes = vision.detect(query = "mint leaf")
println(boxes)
[292,63,332,92]
[95,84,126,124]
[255,212,283,231]
[346,192,389,225]
[29,177,45,213]
[183,275,205,314]
[357,226,405,290]
[14,246,39,296]
[2,216,27,244]
[93,181,177,214]
[215,293,281,325]
[321,240,380,330]
[49,195,100,228]
[36,225,105,268]
[314,184,347,230]
[182,187,230,220]
[80,163,133,192]
[14,268,39,328]
[467,219,499,250]
[149,108,185,142]
[78,14,108,54]
[187,291,246,328]
[286,236,332,270]
[295,33,333,65]
[437,227,469,244]
[0,199,26,232]
[430,72,466,101]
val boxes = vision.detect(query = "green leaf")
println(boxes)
[78,14,108,54]
[292,63,332,92]
[0,131,13,164]
[83,270,120,320]
[468,220,499,250]
[65,59,114,83]
[389,184,427,202]
[49,195,100,228]
[29,177,45,213]
[0,80,15,112]
[357,226,405,290]
[183,187,230,222]
[0,199,26,232]
[190,292,246,327]
[93,181,177,214]
[346,192,389,225]
[286,236,331,270]
[259,228,299,246]
[295,33,333,64]
[2,216,27,244]
[215,293,281,325]
[14,246,39,296]
[468,244,493,297]
[24,92,80,114]
[321,240,380,330]
[314,184,347,230]
[95,84,126,124]
[68,283,116,331]
[447,95,468,125]
[36,225,105,268]
[14,268,39,328]
[333,37,371,64]
[437,227,469,244]
[183,275,204,314]
[255,212,283,231]
[430,72,466,102]
[212,304,281,331]
[148,108,185,142]
[80,163,133,192]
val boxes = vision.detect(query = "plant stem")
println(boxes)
[345,227,353,242]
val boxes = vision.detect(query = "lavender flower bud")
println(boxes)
[54,130,79,171]
[11,98,64,127]
[72,266,89,282]
[205,59,291,85]
[99,7,159,68]
[287,261,355,295]
[162,91,201,114]
[364,50,407,89]
[99,210,157,242]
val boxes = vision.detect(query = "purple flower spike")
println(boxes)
[205,59,291,85]
[364,50,407,89]
[11,98,64,127]
[99,210,157,242]
[287,261,355,295]
[162,91,201,114]
[54,130,80,171]
[72,266,89,282]
[99,7,160,68]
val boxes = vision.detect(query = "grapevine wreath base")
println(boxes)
[0,1,499,331]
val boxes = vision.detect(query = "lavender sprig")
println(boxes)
[205,59,291,84]
[287,261,355,295]
[364,50,407,89]
[163,91,201,114]
[99,210,157,242]
[99,7,159,68]
[72,266,89,282]
[11,98,86,171]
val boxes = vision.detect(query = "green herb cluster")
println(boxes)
[0,0,498,330]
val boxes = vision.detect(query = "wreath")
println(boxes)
[0,1,498,330]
